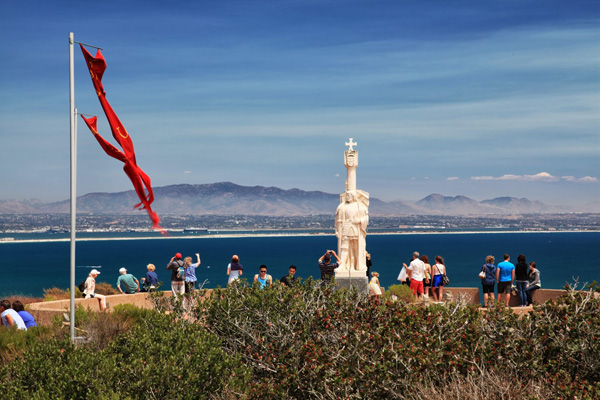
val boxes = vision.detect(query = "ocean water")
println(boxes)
[0,232,598,298]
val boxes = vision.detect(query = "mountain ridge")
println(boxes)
[0,182,597,215]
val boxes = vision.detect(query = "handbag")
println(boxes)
[479,265,486,279]
[442,275,450,286]
[398,267,407,282]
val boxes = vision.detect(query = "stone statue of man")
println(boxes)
[335,190,369,271]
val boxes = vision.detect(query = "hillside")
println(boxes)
[1,182,596,216]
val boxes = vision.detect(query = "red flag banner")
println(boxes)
[80,44,163,231]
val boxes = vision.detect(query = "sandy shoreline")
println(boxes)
[0,229,597,244]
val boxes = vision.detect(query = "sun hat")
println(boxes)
[90,269,101,275]
[175,253,182,259]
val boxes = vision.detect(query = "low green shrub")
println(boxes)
[2,283,598,399]
[384,283,414,303]
[0,325,54,364]
[0,312,249,399]
[195,279,600,399]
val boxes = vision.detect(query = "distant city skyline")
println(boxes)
[1,1,598,206]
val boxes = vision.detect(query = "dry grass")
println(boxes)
[407,370,554,400]
[3,295,44,306]
[42,287,71,301]
[94,282,119,295]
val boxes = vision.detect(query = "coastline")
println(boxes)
[1,229,598,244]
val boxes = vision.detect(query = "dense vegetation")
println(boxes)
[1,280,598,399]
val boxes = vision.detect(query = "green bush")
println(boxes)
[2,283,599,399]
[0,312,249,399]
[195,279,600,399]
[384,283,414,303]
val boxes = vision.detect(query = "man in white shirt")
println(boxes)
[0,299,27,330]
[404,251,426,299]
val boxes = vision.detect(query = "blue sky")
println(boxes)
[1,0,598,206]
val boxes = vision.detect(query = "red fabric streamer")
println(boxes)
[80,44,163,232]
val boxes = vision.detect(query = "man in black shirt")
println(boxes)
[318,250,340,283]
[281,265,299,287]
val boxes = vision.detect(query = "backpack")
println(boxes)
[78,280,86,293]
[176,261,186,279]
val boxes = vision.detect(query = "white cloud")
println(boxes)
[446,176,459,181]
[184,171,192,174]
[471,172,597,183]
[576,176,598,183]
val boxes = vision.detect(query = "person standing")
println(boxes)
[167,253,186,296]
[83,269,108,311]
[318,250,340,283]
[11,300,37,328]
[431,255,446,302]
[254,265,272,289]
[0,299,27,330]
[421,255,432,299]
[281,265,299,287]
[116,268,140,294]
[404,251,425,300]
[227,255,244,285]
[184,253,201,293]
[514,254,529,307]
[366,251,373,278]
[480,255,497,307]
[526,262,541,306]
[496,254,515,306]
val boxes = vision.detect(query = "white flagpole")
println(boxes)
[69,32,77,342]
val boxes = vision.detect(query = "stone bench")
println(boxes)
[441,287,481,305]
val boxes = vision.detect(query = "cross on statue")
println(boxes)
[345,138,357,151]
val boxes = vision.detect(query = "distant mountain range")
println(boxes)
[0,182,598,215]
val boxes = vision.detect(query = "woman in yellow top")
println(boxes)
[368,272,382,297]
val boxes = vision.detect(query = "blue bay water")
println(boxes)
[0,232,598,298]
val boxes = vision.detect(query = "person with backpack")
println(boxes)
[82,269,108,311]
[167,253,186,296]
[479,255,497,307]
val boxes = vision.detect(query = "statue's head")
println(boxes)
[345,190,357,202]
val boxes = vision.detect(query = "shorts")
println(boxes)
[423,278,431,288]
[482,284,495,294]
[432,275,443,288]
[410,279,424,295]
[498,281,512,294]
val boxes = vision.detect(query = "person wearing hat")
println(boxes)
[83,269,108,311]
[167,253,186,295]
[116,267,140,294]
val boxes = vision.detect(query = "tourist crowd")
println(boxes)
[1,248,544,322]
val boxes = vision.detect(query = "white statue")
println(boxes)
[335,138,369,274]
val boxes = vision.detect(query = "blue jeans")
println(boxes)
[516,280,528,306]
[526,284,540,305]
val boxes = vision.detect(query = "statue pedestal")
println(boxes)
[334,271,368,295]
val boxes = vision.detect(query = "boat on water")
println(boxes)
[183,227,209,233]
